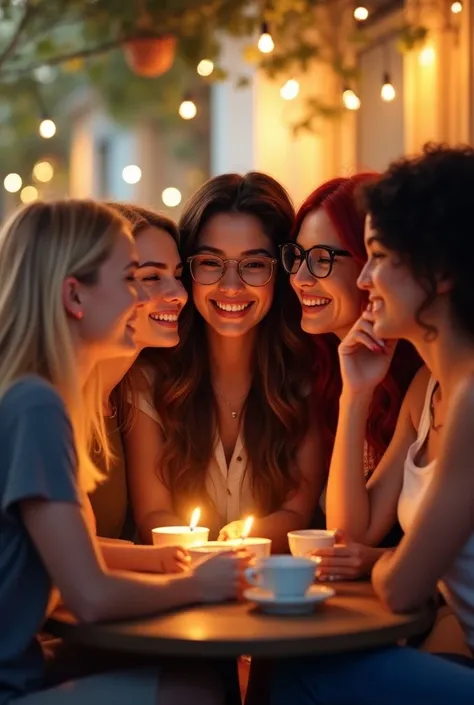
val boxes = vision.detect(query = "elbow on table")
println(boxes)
[376,580,421,614]
[65,580,114,624]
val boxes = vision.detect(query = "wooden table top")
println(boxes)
[46,581,434,658]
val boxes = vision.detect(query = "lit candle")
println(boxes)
[241,515,254,540]
[189,507,201,532]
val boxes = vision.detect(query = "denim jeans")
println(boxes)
[271,647,474,705]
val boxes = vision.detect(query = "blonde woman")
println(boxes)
[0,200,243,705]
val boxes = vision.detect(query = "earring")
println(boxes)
[74,311,83,321]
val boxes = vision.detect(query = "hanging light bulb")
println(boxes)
[197,59,214,77]
[381,72,396,102]
[258,22,274,54]
[451,1,463,13]
[39,118,56,139]
[342,87,361,111]
[280,79,300,100]
[179,97,197,120]
[353,6,369,21]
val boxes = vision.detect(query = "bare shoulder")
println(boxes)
[405,365,431,428]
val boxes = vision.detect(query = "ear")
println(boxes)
[62,276,84,320]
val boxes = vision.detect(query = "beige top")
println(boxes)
[137,392,254,534]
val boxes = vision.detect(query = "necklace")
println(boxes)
[213,385,248,419]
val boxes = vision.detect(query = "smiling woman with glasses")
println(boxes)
[123,171,326,552]
[280,242,352,279]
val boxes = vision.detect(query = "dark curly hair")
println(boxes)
[363,143,474,340]
[140,172,314,530]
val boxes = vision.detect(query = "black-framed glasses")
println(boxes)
[279,243,352,279]
[187,254,278,287]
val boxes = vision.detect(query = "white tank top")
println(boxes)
[398,377,474,651]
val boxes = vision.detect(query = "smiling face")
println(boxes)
[290,209,362,339]
[133,226,188,349]
[358,215,428,341]
[77,229,140,357]
[191,212,276,339]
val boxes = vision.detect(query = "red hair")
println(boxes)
[294,175,422,469]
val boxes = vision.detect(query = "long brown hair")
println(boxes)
[140,173,314,523]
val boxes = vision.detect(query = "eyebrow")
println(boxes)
[124,260,139,270]
[138,260,184,270]
[365,235,381,247]
[195,245,274,257]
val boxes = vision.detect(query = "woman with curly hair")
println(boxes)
[272,144,474,705]
[124,173,326,550]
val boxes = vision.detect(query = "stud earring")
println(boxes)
[74,311,84,321]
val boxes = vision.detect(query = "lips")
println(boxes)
[300,295,332,312]
[149,310,180,327]
[210,299,254,318]
[368,298,383,312]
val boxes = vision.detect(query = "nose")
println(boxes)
[164,278,188,306]
[218,261,245,293]
[291,259,315,290]
[357,260,372,291]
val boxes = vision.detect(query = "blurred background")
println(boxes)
[0,0,470,218]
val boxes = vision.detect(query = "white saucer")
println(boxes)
[244,585,335,615]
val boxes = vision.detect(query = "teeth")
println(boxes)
[302,297,331,307]
[215,302,251,312]
[371,299,383,312]
[150,313,178,322]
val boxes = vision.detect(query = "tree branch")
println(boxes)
[0,0,36,69]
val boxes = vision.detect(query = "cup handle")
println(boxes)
[245,567,260,587]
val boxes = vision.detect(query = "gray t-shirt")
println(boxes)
[0,376,79,704]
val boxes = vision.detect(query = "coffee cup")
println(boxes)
[288,529,336,557]
[245,555,315,599]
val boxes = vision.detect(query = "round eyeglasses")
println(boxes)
[279,243,352,279]
[187,254,277,287]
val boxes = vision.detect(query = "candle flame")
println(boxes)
[189,507,201,531]
[241,515,254,539]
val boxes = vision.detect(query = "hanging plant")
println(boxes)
[123,34,177,77]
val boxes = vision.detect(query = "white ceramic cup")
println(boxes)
[190,537,272,564]
[245,555,315,599]
[288,529,336,557]
[151,526,209,549]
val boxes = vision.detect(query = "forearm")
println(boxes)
[99,540,162,573]
[254,510,308,553]
[76,570,198,623]
[326,391,373,541]
[138,510,185,544]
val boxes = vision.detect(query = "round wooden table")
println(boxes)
[46,582,433,658]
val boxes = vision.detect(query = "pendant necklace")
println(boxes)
[214,385,248,419]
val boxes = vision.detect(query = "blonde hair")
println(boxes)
[0,199,131,493]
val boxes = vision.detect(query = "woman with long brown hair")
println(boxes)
[124,172,325,550]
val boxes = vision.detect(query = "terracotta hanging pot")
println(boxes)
[123,35,177,77]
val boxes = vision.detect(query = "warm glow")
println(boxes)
[258,22,274,54]
[197,59,214,76]
[20,185,38,204]
[162,187,182,208]
[342,88,361,111]
[280,79,300,100]
[419,46,435,66]
[33,160,54,183]
[241,516,254,539]
[39,118,56,139]
[189,507,201,531]
[451,1,463,13]
[179,99,197,120]
[381,82,396,102]
[3,173,22,193]
[122,165,142,184]
[353,6,369,21]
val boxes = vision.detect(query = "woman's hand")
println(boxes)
[218,519,247,541]
[338,307,397,395]
[311,531,386,581]
[191,551,248,603]
[153,545,190,573]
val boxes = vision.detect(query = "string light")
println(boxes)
[450,1,463,12]
[419,45,435,66]
[20,185,38,204]
[342,87,361,111]
[197,59,214,76]
[381,72,395,102]
[353,6,369,21]
[122,165,142,184]
[280,79,300,100]
[257,22,274,53]
[3,173,22,193]
[39,118,56,139]
[179,98,197,120]
[33,160,54,183]
[162,187,182,208]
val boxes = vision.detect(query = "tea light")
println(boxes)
[151,507,209,548]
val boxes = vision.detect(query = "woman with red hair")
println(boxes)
[281,175,422,576]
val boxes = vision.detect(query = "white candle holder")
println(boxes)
[151,525,209,549]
